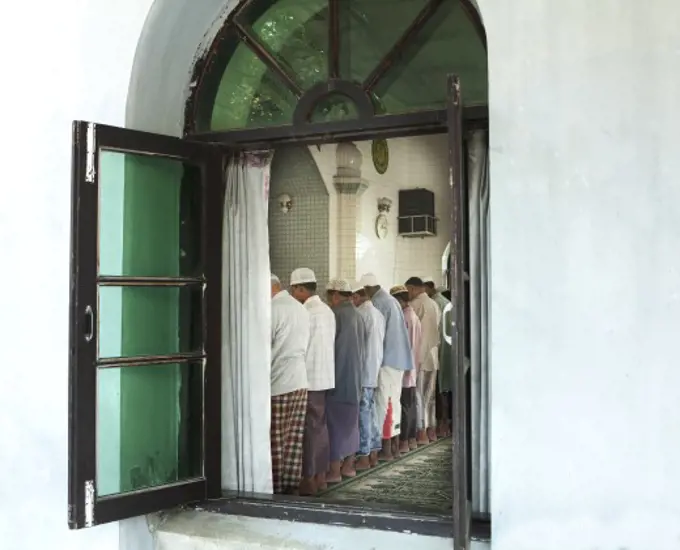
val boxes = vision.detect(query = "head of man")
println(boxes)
[290,267,317,304]
[360,272,380,298]
[270,274,282,298]
[351,282,368,307]
[326,279,352,307]
[422,276,436,297]
[390,285,410,309]
[405,276,426,301]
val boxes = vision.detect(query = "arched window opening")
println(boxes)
[189,0,487,134]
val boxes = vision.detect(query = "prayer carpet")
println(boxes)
[318,437,452,514]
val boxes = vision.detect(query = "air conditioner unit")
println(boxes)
[397,188,437,237]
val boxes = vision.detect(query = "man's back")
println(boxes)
[371,287,413,372]
[271,290,310,396]
[303,295,336,391]
[357,300,385,388]
[330,301,363,404]
[410,291,441,371]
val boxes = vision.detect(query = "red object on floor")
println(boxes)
[383,398,393,439]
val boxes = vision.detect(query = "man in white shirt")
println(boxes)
[351,281,386,470]
[270,274,310,494]
[406,276,442,444]
[290,267,336,495]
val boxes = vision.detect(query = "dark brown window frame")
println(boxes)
[68,96,488,544]
[68,0,490,543]
[68,123,225,529]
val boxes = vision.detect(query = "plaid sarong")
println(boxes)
[271,388,308,493]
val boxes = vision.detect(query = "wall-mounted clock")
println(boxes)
[375,213,389,240]
[372,139,389,175]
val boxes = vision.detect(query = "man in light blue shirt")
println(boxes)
[351,281,386,469]
[360,273,414,461]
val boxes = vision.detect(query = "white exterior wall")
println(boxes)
[2,1,680,549]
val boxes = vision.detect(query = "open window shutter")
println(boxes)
[447,76,471,550]
[68,122,225,529]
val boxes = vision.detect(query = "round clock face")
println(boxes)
[375,214,389,239]
[372,139,389,175]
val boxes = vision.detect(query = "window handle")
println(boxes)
[84,305,94,342]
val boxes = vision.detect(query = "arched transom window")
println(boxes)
[187,0,487,133]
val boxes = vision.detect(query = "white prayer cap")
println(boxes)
[422,275,434,284]
[351,280,364,293]
[327,278,352,292]
[270,273,280,284]
[359,272,379,287]
[290,267,316,285]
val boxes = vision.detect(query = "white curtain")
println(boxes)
[468,130,490,515]
[221,151,274,494]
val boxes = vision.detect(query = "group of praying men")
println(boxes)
[269,267,452,495]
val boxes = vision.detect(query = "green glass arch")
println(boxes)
[208,0,487,131]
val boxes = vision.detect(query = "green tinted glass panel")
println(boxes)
[96,362,202,497]
[341,0,428,84]
[99,151,201,277]
[373,0,487,111]
[211,41,298,130]
[310,94,359,123]
[237,0,329,90]
[98,285,202,359]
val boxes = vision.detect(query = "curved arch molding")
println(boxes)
[125,0,486,136]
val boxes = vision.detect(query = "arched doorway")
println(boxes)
[68,2,490,547]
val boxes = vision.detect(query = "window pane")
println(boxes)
[341,0,429,85]
[237,0,328,90]
[211,40,299,130]
[99,150,201,277]
[98,285,202,359]
[373,0,488,111]
[97,362,203,497]
[310,93,359,123]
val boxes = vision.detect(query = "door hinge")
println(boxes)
[84,480,95,527]
[85,123,96,184]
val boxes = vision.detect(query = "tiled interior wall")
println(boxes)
[268,146,329,293]
[310,134,451,289]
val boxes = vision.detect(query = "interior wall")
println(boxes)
[268,146,330,292]
[310,135,451,288]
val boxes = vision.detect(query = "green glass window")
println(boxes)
[211,40,299,130]
[237,0,329,90]
[96,150,204,498]
[372,0,488,111]
[97,362,202,496]
[205,0,487,131]
[69,122,221,528]
[340,0,429,85]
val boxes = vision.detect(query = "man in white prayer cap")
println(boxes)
[360,272,414,461]
[290,267,335,495]
[269,274,310,494]
[325,278,365,481]
[351,281,386,470]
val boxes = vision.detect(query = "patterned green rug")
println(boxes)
[318,438,452,513]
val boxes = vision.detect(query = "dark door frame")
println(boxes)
[185,78,487,548]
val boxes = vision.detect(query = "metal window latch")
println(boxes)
[84,306,94,343]
[84,480,95,527]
